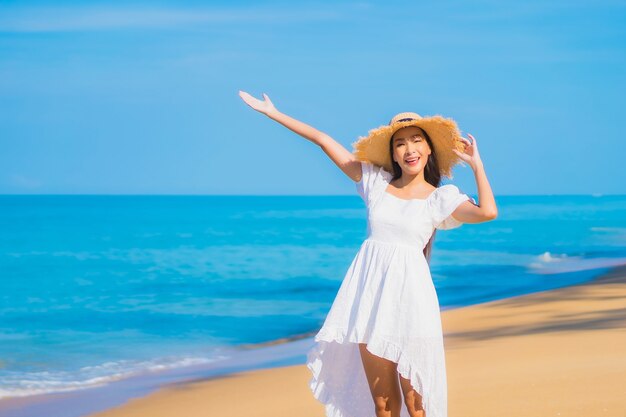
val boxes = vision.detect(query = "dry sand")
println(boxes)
[89,265,626,417]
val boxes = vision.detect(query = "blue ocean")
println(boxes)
[1,194,625,405]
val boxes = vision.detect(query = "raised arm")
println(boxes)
[238,90,363,182]
[449,133,498,224]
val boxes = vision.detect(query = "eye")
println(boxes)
[396,143,405,148]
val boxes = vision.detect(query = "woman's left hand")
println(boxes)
[453,133,483,170]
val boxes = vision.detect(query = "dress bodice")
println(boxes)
[355,161,474,249]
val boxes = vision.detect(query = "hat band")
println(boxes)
[396,118,415,122]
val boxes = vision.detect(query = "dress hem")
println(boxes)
[306,326,438,417]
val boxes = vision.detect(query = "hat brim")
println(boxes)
[351,115,465,178]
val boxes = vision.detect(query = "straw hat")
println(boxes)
[352,112,466,178]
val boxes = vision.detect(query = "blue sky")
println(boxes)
[1,0,624,195]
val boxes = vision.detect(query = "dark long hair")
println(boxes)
[388,127,441,264]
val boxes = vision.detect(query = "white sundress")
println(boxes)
[306,161,475,417]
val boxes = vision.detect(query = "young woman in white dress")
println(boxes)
[239,90,497,417]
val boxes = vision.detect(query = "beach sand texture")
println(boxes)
[89,265,626,417]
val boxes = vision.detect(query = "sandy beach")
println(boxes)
[85,264,626,417]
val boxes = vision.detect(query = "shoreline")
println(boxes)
[88,262,626,417]
[2,263,626,417]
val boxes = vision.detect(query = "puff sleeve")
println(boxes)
[356,161,392,205]
[430,184,475,230]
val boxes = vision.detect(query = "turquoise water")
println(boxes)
[1,194,625,400]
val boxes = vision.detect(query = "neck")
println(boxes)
[397,170,427,187]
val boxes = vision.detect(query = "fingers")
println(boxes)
[238,90,272,105]
[462,133,479,151]
[238,90,258,100]
[467,133,479,150]
[238,91,263,111]
[238,90,254,103]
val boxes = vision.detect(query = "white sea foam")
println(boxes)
[537,251,570,262]
[529,253,626,274]
[0,355,228,400]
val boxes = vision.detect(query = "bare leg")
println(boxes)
[358,343,402,417]
[399,373,425,417]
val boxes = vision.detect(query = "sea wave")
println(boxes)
[528,252,626,274]
[0,354,227,399]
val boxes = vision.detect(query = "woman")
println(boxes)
[238,90,497,417]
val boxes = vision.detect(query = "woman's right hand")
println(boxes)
[238,90,277,116]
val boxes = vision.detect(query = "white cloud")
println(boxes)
[0,5,341,33]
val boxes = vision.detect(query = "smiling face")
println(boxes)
[390,126,432,175]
